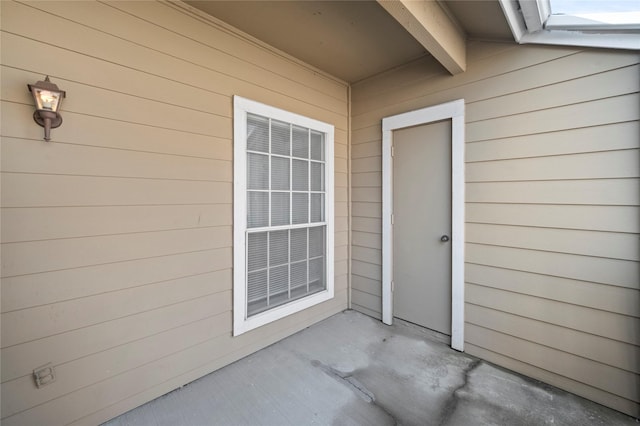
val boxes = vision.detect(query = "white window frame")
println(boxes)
[233,96,334,336]
[499,0,640,50]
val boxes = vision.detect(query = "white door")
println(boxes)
[392,120,452,335]
[382,99,465,351]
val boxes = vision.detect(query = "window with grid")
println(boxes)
[233,97,334,336]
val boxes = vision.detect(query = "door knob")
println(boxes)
[440,235,450,242]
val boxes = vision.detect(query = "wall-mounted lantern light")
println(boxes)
[28,76,66,141]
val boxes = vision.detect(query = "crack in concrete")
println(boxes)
[311,360,398,425]
[438,359,482,426]
[344,376,376,403]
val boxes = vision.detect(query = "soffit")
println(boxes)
[185,1,514,83]
[186,0,428,83]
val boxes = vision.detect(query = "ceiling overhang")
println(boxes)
[376,0,467,74]
[184,1,517,82]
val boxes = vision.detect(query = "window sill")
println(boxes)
[233,288,334,336]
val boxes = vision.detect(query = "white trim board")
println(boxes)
[381,99,465,352]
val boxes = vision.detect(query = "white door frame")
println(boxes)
[381,99,465,352]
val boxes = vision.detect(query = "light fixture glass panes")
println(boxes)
[34,89,61,111]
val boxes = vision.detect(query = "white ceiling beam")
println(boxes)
[377,0,466,75]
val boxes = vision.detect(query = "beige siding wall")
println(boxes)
[0,1,348,425]
[351,40,639,417]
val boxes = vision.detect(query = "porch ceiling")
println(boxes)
[184,0,514,83]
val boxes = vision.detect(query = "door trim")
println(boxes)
[381,99,465,352]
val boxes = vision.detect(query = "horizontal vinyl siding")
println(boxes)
[0,1,348,425]
[350,40,639,417]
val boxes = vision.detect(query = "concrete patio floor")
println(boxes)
[104,310,637,426]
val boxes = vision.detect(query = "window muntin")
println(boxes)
[245,113,327,316]
[233,96,334,336]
